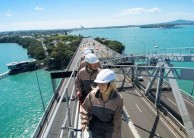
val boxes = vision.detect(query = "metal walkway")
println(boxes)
[34,38,194,138]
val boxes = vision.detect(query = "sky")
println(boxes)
[0,0,194,32]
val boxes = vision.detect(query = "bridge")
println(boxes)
[33,38,194,138]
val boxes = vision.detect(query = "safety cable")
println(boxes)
[35,66,46,112]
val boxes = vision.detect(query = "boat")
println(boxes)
[6,59,36,75]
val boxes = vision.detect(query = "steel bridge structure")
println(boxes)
[33,38,194,138]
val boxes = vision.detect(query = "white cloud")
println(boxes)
[0,20,83,32]
[35,6,43,11]
[120,7,161,15]
[0,18,123,32]
[5,13,12,16]
[1,9,194,32]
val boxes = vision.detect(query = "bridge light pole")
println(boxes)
[191,84,194,96]
[142,42,145,55]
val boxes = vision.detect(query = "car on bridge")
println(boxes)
[137,76,144,81]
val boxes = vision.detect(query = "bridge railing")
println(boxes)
[132,47,194,56]
[33,39,82,138]
[34,41,194,138]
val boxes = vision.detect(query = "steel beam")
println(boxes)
[164,63,194,138]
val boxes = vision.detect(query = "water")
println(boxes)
[0,43,31,74]
[0,43,53,137]
[71,25,194,95]
[71,25,194,54]
[1,26,194,137]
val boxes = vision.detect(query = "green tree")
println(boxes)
[34,47,46,60]
[95,37,125,54]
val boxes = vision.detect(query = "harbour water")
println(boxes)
[71,25,194,55]
[71,25,194,94]
[0,43,30,74]
[0,43,53,137]
[1,25,194,137]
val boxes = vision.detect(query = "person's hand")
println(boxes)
[76,91,82,98]
[81,124,86,131]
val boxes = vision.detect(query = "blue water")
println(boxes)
[0,43,53,137]
[71,25,194,94]
[0,43,32,74]
[1,26,194,137]
[72,25,194,54]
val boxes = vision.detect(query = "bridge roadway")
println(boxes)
[39,38,182,138]
[140,76,194,125]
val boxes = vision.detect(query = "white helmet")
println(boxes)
[82,49,92,56]
[94,69,116,83]
[84,53,99,64]
[83,47,91,53]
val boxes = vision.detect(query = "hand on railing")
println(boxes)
[69,95,78,101]
[76,91,82,97]
[76,91,82,101]
[81,124,87,131]
[71,91,84,103]
[61,126,82,131]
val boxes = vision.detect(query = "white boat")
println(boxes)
[6,59,36,74]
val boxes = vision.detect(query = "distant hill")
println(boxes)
[164,19,194,25]
[139,19,194,28]
[1,19,194,35]
[88,19,194,30]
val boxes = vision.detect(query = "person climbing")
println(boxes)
[75,53,101,103]
[80,69,123,138]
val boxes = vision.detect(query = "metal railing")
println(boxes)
[33,39,82,138]
[131,47,194,56]
[42,51,81,138]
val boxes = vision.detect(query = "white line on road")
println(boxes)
[136,104,142,112]
[134,89,179,138]
[122,106,140,138]
[167,98,177,105]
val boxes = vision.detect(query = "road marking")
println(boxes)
[167,98,177,105]
[136,104,142,112]
[122,106,140,138]
[134,89,179,138]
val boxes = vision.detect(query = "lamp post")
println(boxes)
[155,45,159,56]
[191,84,194,96]
[142,43,145,55]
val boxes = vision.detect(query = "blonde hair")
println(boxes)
[110,80,117,91]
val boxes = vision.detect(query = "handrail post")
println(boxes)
[64,88,72,126]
